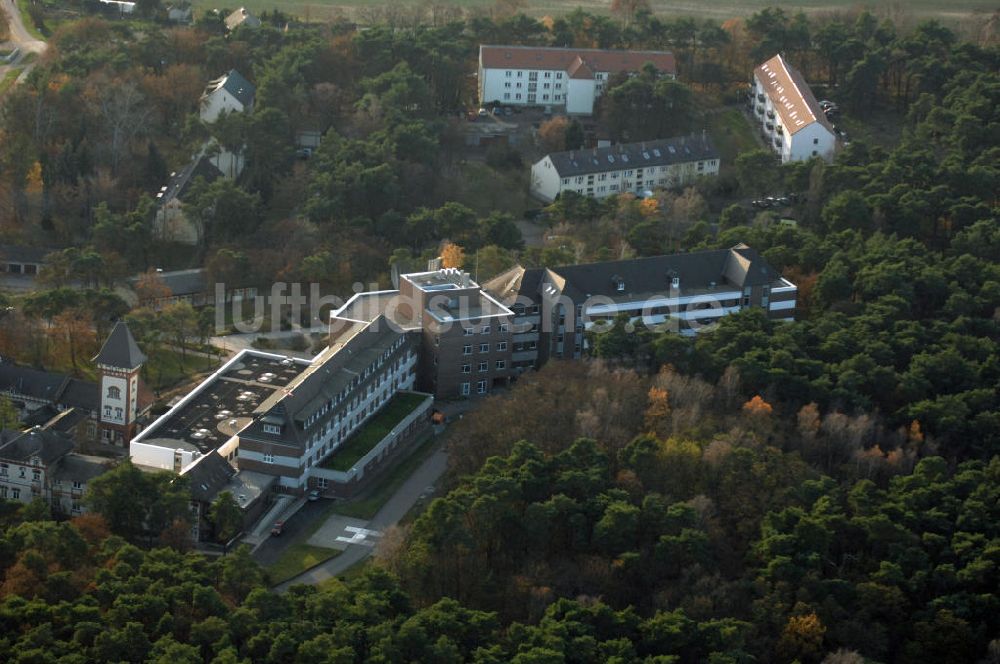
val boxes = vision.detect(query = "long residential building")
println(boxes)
[530,135,720,202]
[478,45,675,115]
[484,243,797,371]
[750,54,836,162]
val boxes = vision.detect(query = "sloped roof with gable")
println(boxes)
[204,69,256,108]
[93,321,146,370]
[544,135,718,178]
[181,450,236,503]
[0,428,74,465]
[754,53,834,136]
[484,244,783,304]
[480,45,676,79]
[0,362,99,412]
[157,156,223,206]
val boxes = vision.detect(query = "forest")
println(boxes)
[0,2,997,663]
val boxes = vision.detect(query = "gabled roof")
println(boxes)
[484,244,783,304]
[0,244,52,265]
[0,361,99,412]
[53,453,112,483]
[93,321,146,370]
[754,54,834,136]
[181,450,236,503]
[225,7,260,30]
[128,268,206,298]
[157,155,223,205]
[480,45,676,79]
[202,69,256,109]
[0,427,74,465]
[543,134,718,178]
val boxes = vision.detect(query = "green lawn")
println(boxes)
[144,348,217,392]
[188,0,996,25]
[320,392,428,472]
[330,431,438,520]
[708,108,759,172]
[265,544,340,585]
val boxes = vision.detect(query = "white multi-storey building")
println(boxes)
[478,45,675,116]
[750,54,836,162]
[530,135,719,203]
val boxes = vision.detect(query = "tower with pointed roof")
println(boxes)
[93,322,146,447]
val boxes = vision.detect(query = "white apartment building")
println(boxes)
[750,54,836,162]
[530,135,719,203]
[478,46,675,116]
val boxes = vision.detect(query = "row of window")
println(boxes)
[0,464,41,481]
[463,323,508,335]
[462,341,507,354]
[505,82,562,91]
[505,70,564,79]
[460,380,489,395]
[461,360,507,373]
[502,93,562,102]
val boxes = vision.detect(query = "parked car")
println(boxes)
[752,199,772,209]
[294,148,312,160]
[819,100,835,110]
[477,108,488,117]
[271,520,285,536]
[775,196,791,206]
[503,107,513,116]
[307,489,321,502]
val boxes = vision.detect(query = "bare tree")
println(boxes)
[85,76,152,176]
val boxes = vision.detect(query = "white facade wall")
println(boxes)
[131,442,200,472]
[751,73,835,163]
[200,89,246,124]
[480,66,569,107]
[530,156,563,203]
[565,78,596,114]
[254,348,418,490]
[531,156,720,202]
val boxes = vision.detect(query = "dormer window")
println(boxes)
[616,280,625,292]
[263,423,282,435]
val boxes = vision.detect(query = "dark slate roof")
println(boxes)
[0,244,53,264]
[181,450,236,502]
[40,407,90,434]
[127,268,206,297]
[0,362,99,412]
[0,427,74,465]
[157,155,223,205]
[544,135,718,178]
[220,69,255,107]
[485,244,781,303]
[93,321,146,370]
[53,453,112,483]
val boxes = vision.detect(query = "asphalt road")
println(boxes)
[252,499,331,566]
[274,443,448,591]
[2,0,46,54]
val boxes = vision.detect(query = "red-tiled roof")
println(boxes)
[754,54,834,136]
[480,46,675,79]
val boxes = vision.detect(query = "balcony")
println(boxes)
[757,93,765,102]
[774,138,783,148]
[766,110,775,120]
[755,105,764,116]
[765,122,774,131]
[775,125,784,135]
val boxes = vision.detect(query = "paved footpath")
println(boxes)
[274,443,448,591]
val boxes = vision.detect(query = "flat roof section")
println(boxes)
[137,351,311,454]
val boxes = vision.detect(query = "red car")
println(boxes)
[270,521,285,536]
